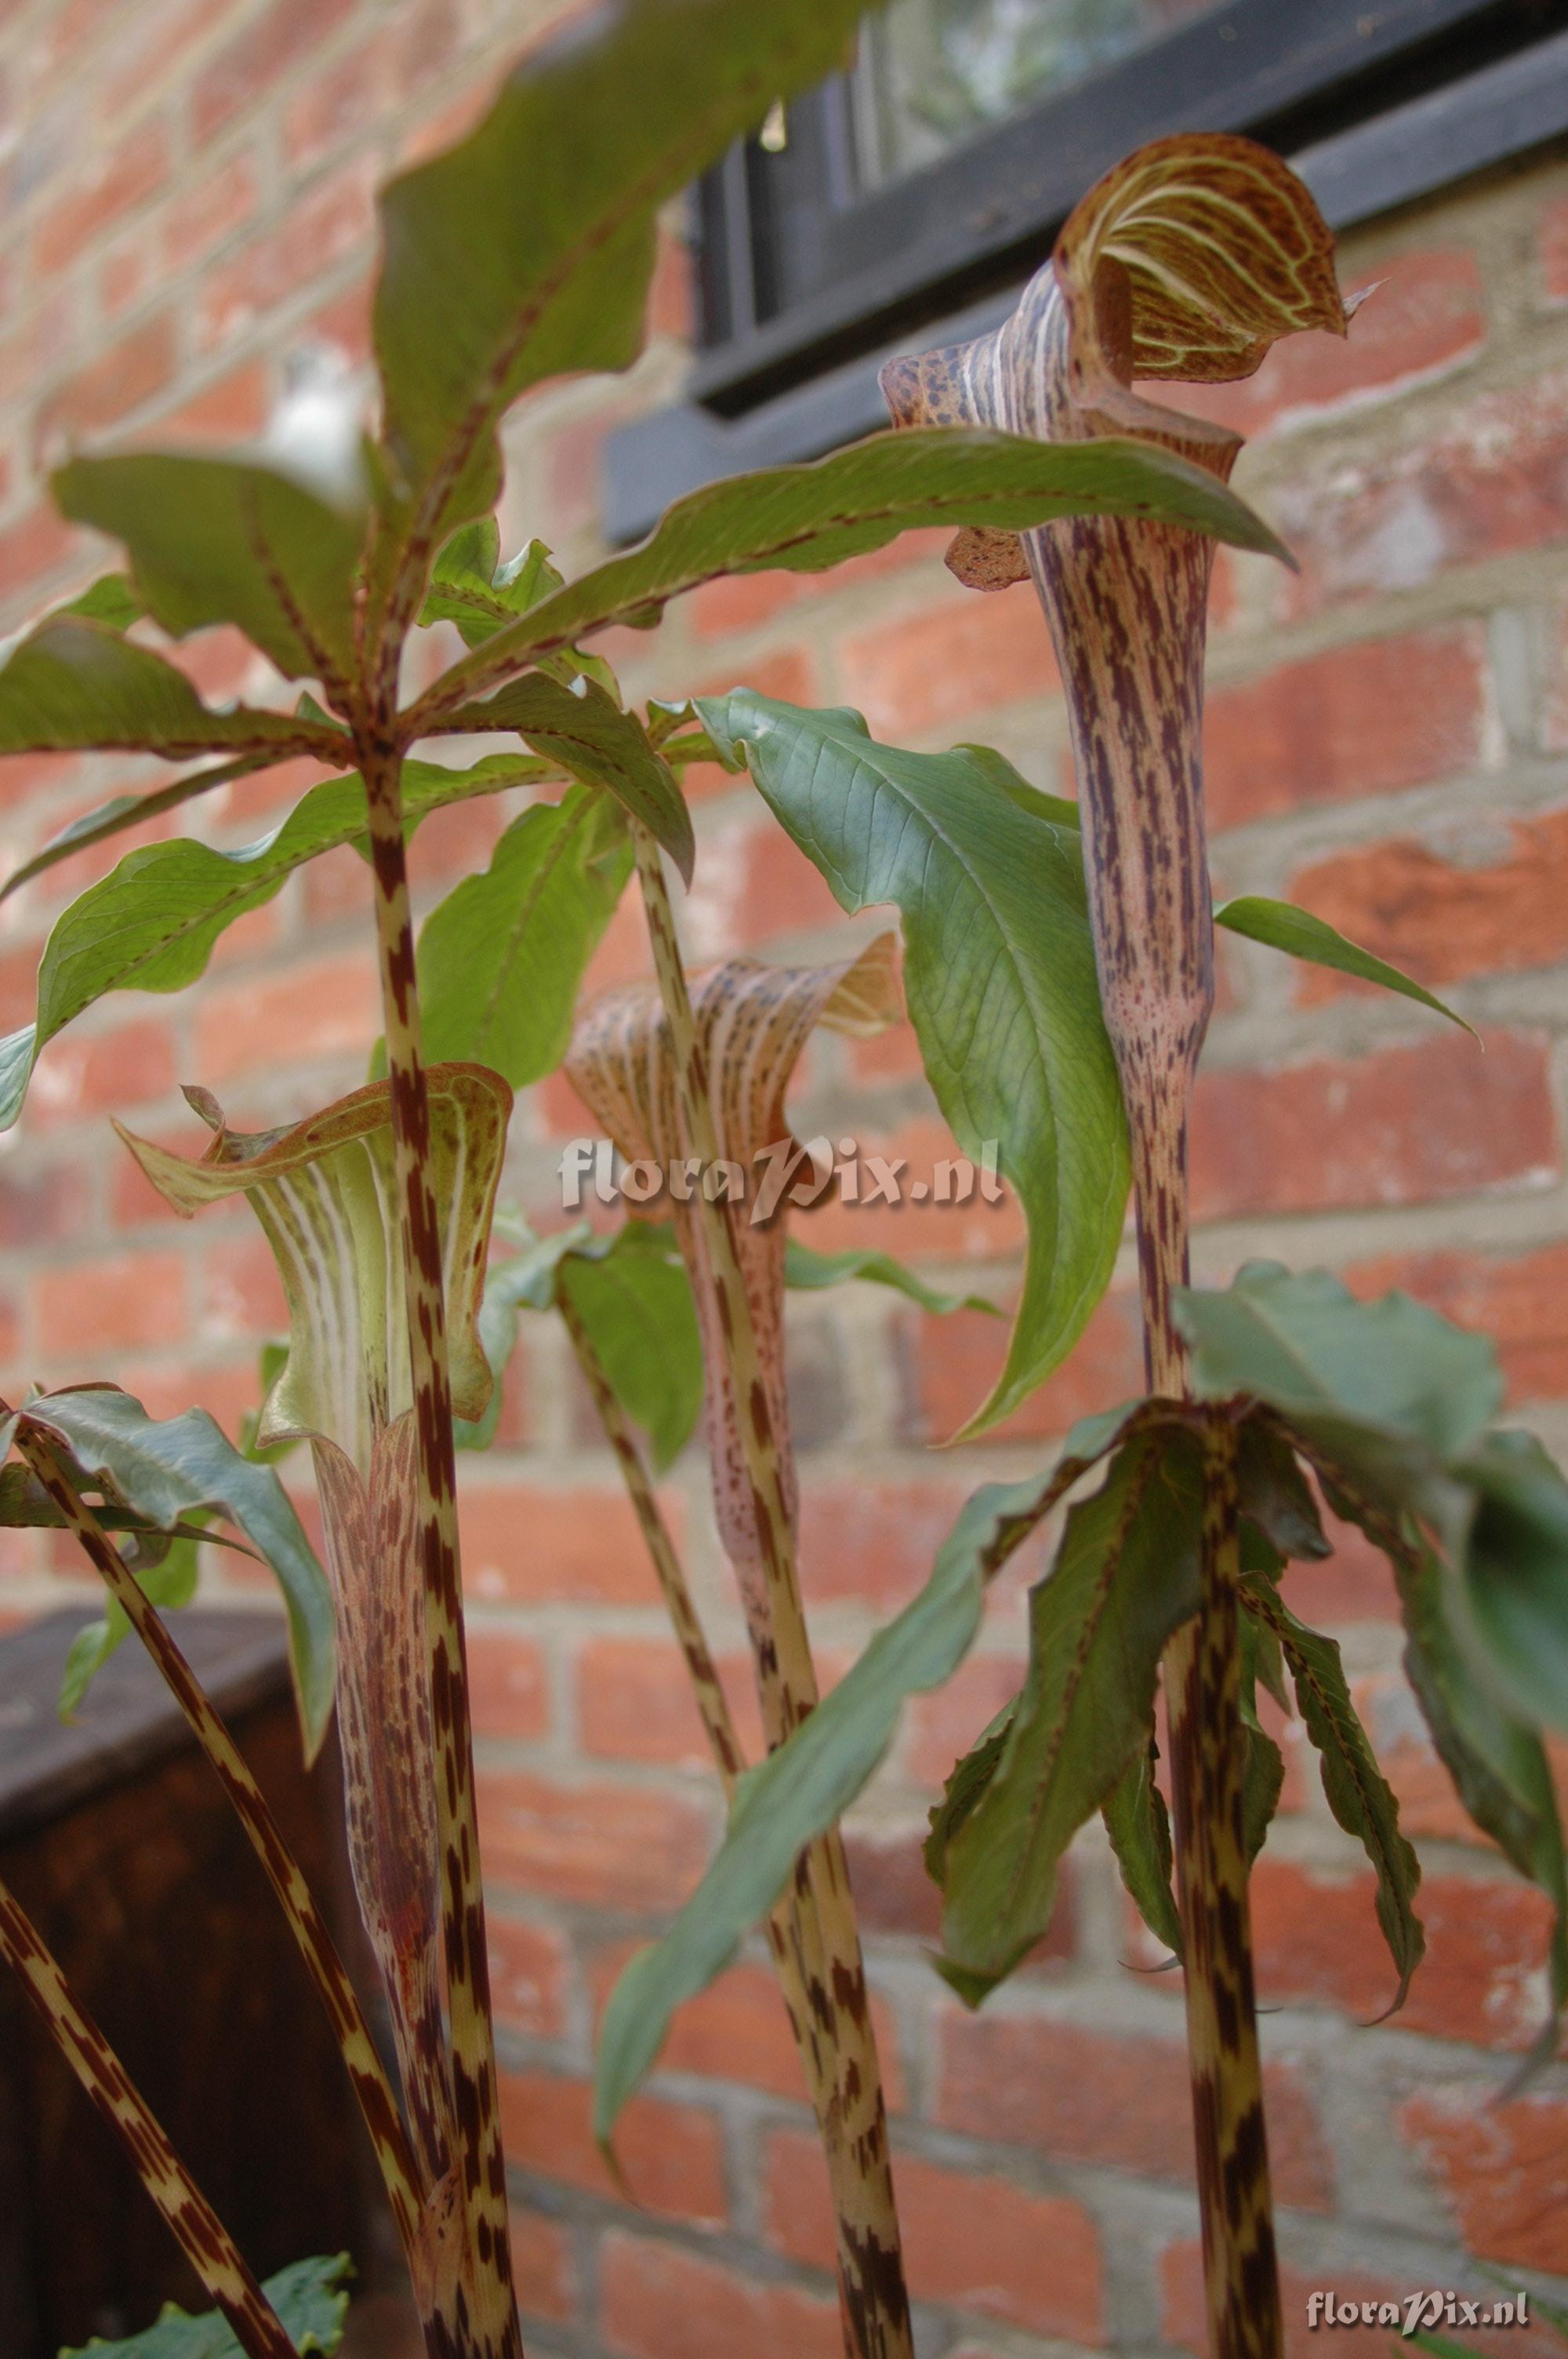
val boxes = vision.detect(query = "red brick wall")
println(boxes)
[3,2,1568,2350]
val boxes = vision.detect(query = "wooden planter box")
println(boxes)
[0,1608,402,2355]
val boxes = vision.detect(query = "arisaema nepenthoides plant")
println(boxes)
[590,129,1568,2359]
[0,0,1311,2349]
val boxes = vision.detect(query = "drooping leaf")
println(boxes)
[1448,1428,1568,1733]
[926,1695,1020,1888]
[372,0,880,569]
[0,616,343,761]
[938,1419,1206,1996]
[568,936,902,1581]
[593,1399,1149,2139]
[1336,1488,1568,2063]
[0,755,548,1132]
[415,426,1290,720]
[1177,1261,1504,1510]
[1102,1731,1182,1957]
[783,1236,1001,1318]
[417,785,632,1081]
[1236,1411,1330,1568]
[1215,896,1473,1036]
[117,1067,513,1476]
[433,673,692,879]
[0,756,295,907]
[54,452,366,683]
[559,1226,704,1474]
[59,2252,351,2357]
[1245,1579,1424,2011]
[701,694,1128,1434]
[19,1388,336,1761]
[1237,1611,1287,1866]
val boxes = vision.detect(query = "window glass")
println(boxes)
[851,0,1228,186]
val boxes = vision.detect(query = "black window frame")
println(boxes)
[604,0,1568,541]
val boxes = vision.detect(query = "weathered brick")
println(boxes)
[198,1234,287,1341]
[1178,248,1487,440]
[487,1914,568,2037]
[1203,626,1486,832]
[1287,805,1568,995]
[1190,1030,1558,1221]
[1400,2087,1568,2271]
[840,580,1058,738]
[34,1249,190,1358]
[600,2234,840,2359]
[196,158,376,351]
[797,1477,981,1608]
[1281,370,1568,611]
[191,953,379,1081]
[909,1285,1143,1448]
[468,1626,550,1742]
[162,148,260,275]
[476,1768,711,1908]
[38,312,176,449]
[34,116,169,273]
[935,2008,1332,2209]
[509,2206,573,2323]
[499,2070,726,2226]
[192,0,361,147]
[1250,1858,1558,2050]
[763,2131,1105,2343]
[459,1480,681,1605]
[29,1016,176,1125]
[575,1633,752,1768]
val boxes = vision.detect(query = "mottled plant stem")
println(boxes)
[10,1413,424,2260]
[1040,499,1283,2359]
[359,733,524,2359]
[557,1289,837,2129]
[1170,1414,1279,2358]
[0,1871,298,2359]
[631,822,913,2359]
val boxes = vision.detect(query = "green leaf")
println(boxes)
[59,573,146,630]
[0,755,548,1131]
[0,758,287,907]
[418,785,632,1084]
[438,674,692,879]
[938,1420,1206,1995]
[455,1222,597,1450]
[372,0,882,567]
[421,522,562,647]
[926,1695,1020,1888]
[1177,1261,1504,1505]
[1238,1613,1287,1866]
[59,1522,205,1721]
[421,425,1290,713]
[1450,1427,1568,1732]
[22,1387,336,1761]
[1102,1732,1182,1957]
[1245,1579,1425,2011]
[1236,1412,1330,1566]
[593,1400,1145,2140]
[783,1236,1000,1318]
[699,694,1128,1434]
[1215,896,1474,1035]
[0,616,340,761]
[1351,1511,1568,2063]
[54,452,365,683]
[560,1226,704,1474]
[60,2252,351,2356]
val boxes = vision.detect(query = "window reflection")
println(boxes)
[852,0,1225,185]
